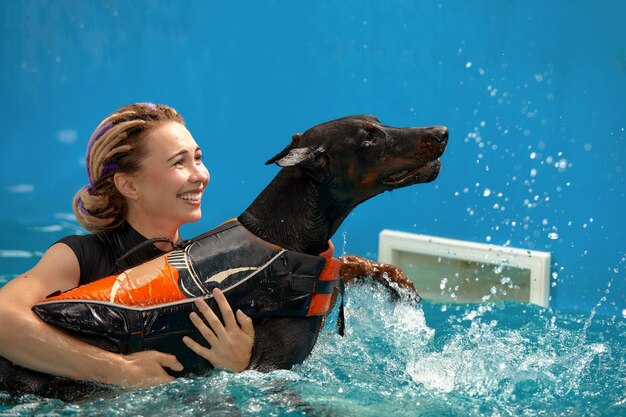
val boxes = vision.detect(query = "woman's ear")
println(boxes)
[113,173,139,200]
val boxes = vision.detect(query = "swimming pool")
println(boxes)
[1,1,625,415]
[0,221,624,416]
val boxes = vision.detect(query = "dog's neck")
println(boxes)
[238,168,351,255]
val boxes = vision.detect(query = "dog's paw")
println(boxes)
[338,255,420,302]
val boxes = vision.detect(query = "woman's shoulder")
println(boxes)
[55,224,142,284]
[54,223,169,284]
[56,228,123,255]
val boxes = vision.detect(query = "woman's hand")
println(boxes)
[182,288,255,372]
[110,350,183,388]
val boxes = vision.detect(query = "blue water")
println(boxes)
[2,1,625,313]
[1,222,624,416]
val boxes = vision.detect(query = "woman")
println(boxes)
[0,103,253,390]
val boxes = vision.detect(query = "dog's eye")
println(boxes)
[364,123,375,132]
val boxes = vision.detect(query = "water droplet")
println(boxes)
[483,188,491,197]
[440,277,448,290]
[548,232,559,240]
[465,61,472,68]
[57,129,77,144]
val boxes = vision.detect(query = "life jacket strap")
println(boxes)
[290,275,337,294]
[305,241,341,317]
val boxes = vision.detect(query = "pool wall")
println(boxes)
[1,1,624,314]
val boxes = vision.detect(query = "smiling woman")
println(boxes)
[113,122,210,244]
[0,103,254,399]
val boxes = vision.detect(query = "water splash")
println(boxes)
[1,283,624,416]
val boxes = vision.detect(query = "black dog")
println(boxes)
[0,115,448,399]
[241,115,447,370]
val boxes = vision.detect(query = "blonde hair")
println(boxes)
[73,103,184,232]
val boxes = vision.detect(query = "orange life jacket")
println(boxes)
[32,219,343,375]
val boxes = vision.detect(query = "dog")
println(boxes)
[1,115,448,399]
[241,115,447,370]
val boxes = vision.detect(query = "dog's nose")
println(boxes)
[430,126,448,144]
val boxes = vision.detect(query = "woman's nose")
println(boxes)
[190,164,210,186]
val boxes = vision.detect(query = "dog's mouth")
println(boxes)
[382,160,442,186]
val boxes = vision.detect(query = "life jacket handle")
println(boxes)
[114,237,180,271]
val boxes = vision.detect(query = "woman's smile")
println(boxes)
[177,188,204,205]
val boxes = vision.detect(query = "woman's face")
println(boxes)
[131,122,210,228]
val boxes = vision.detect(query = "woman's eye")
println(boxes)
[195,154,203,163]
[174,159,184,167]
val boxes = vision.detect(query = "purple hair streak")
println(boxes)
[139,102,157,110]
[76,196,90,215]
[86,121,114,179]
[102,162,120,175]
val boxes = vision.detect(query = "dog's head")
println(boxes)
[266,115,448,205]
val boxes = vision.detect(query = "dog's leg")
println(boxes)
[338,255,419,301]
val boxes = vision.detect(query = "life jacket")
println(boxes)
[32,219,343,375]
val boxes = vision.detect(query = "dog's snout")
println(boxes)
[431,126,448,144]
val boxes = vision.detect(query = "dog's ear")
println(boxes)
[272,148,316,168]
[266,133,329,179]
[265,133,304,166]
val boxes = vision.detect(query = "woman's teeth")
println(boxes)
[179,193,201,201]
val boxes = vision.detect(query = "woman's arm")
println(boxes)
[0,243,182,387]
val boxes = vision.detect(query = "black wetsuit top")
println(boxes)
[0,223,177,400]
[57,222,175,285]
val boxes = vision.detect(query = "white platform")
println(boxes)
[378,230,551,307]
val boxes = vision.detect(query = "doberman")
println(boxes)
[0,115,448,399]
[240,115,447,370]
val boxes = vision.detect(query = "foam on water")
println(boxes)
[1,280,623,416]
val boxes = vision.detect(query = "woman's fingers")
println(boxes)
[193,297,227,340]
[182,336,214,362]
[184,291,255,372]
[236,309,255,338]
[189,310,218,346]
[212,288,238,330]
[157,352,184,372]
